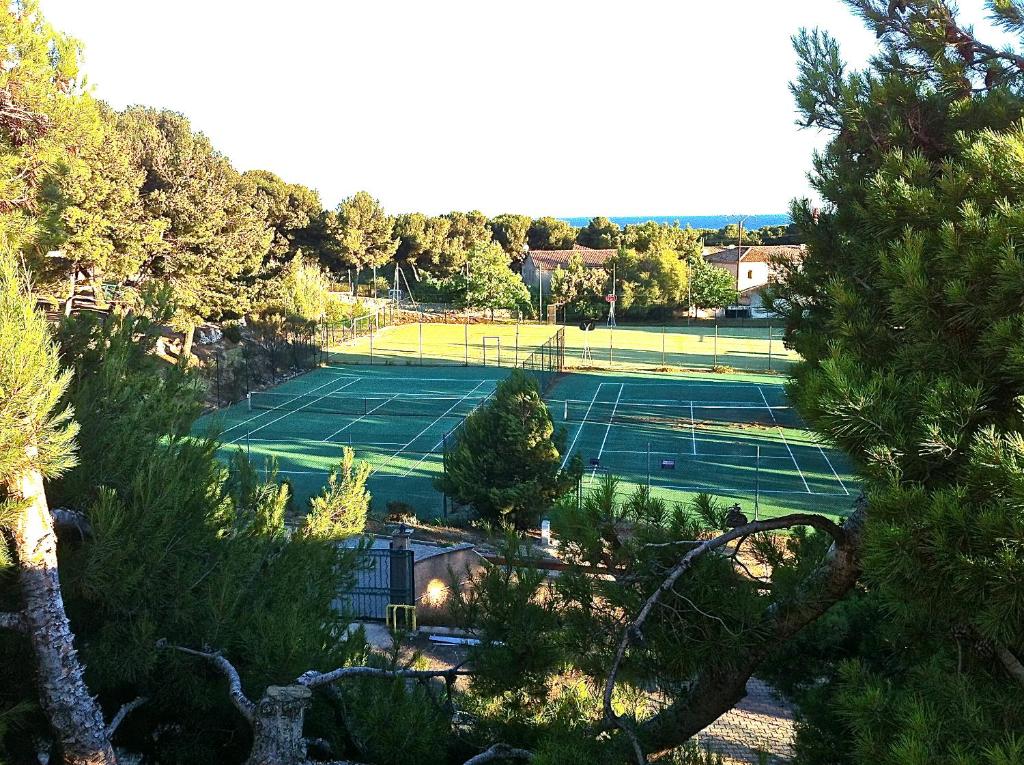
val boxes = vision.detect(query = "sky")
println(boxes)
[38,0,1008,217]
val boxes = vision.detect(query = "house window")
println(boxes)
[746,269,753,280]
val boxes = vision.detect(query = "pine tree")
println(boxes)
[325,191,398,280]
[116,108,272,355]
[436,370,581,528]
[0,251,116,764]
[46,306,364,763]
[765,1,1024,759]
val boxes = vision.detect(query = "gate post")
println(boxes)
[389,524,415,608]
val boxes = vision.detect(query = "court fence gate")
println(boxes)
[336,547,415,621]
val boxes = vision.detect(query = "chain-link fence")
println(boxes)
[201,323,322,408]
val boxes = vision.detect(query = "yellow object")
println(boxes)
[386,603,417,632]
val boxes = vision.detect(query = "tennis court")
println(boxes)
[327,320,799,372]
[200,366,506,517]
[197,360,858,521]
[552,371,857,519]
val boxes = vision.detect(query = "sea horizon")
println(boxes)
[560,213,791,230]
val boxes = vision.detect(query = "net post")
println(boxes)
[647,442,651,488]
[515,324,519,367]
[246,392,252,411]
[419,308,424,365]
[464,316,469,366]
[369,328,374,365]
[563,399,568,420]
[768,325,773,371]
[754,445,761,520]
[662,325,666,366]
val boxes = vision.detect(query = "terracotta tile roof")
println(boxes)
[526,244,616,269]
[704,245,803,264]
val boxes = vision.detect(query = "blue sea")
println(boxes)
[560,214,791,230]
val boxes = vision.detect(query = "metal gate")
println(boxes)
[336,548,415,621]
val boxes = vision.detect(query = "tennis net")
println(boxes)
[247,391,491,418]
[561,399,790,428]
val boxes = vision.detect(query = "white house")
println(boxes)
[704,245,803,317]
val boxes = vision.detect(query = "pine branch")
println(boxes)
[157,641,255,722]
[993,640,1024,689]
[602,505,860,761]
[50,507,92,539]
[105,696,147,737]
[462,743,534,765]
[296,663,473,688]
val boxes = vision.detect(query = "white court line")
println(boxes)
[588,384,624,484]
[690,401,697,455]
[621,381,784,389]
[601,450,793,459]
[817,446,851,496]
[227,376,362,444]
[561,382,606,470]
[323,394,399,442]
[402,386,499,477]
[220,374,355,436]
[557,399,790,411]
[333,375,499,384]
[371,380,488,476]
[758,385,810,493]
[757,386,778,424]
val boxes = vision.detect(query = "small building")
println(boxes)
[521,244,617,292]
[704,245,803,318]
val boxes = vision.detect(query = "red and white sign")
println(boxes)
[605,294,616,303]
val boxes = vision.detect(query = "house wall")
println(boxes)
[521,256,553,292]
[708,257,771,293]
[738,262,771,293]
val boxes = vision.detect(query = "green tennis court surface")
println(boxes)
[196,366,859,521]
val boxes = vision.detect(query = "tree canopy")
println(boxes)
[764,1,1024,760]
[461,242,532,316]
[527,216,577,250]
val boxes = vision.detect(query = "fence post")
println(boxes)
[369,328,374,365]
[714,324,719,366]
[419,308,424,365]
[662,325,666,366]
[609,326,614,368]
[215,355,222,406]
[768,325,773,371]
[464,314,469,366]
[515,323,520,367]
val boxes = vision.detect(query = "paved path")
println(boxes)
[696,678,795,764]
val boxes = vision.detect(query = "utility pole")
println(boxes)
[538,264,544,320]
[734,215,750,294]
[607,261,617,328]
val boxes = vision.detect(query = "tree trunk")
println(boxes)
[245,685,313,765]
[181,323,195,359]
[9,461,116,765]
[637,506,867,755]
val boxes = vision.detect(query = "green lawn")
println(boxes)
[326,321,799,373]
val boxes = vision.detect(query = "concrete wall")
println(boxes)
[413,546,487,624]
